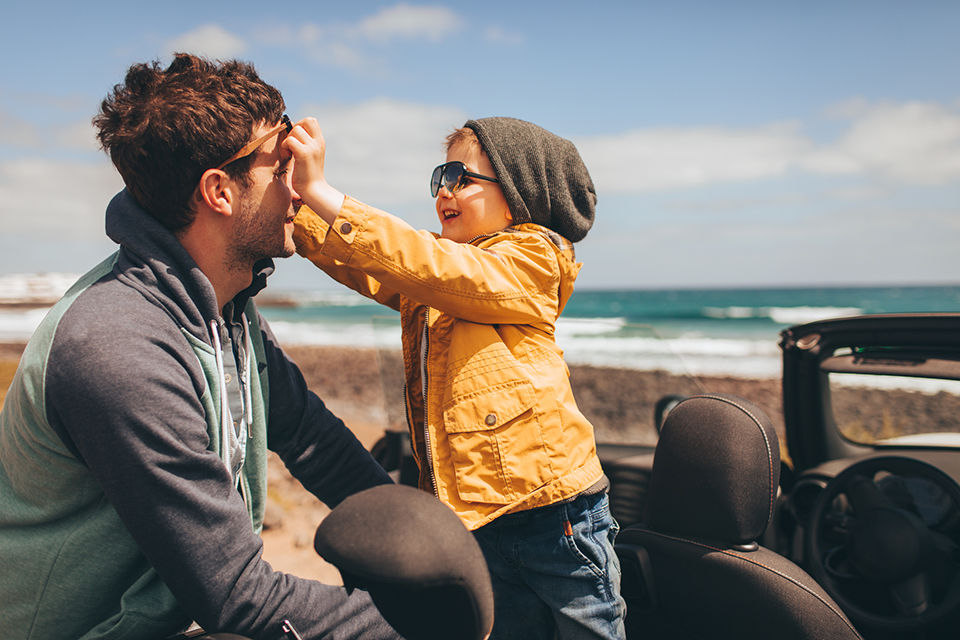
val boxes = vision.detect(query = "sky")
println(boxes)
[1,1,958,291]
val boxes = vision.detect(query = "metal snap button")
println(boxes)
[485,413,497,426]
[340,222,353,235]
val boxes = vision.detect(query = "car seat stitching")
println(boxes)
[643,529,863,638]
[689,394,777,523]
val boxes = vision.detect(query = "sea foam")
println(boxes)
[0,273,78,305]
[704,305,863,324]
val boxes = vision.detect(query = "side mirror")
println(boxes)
[653,395,686,434]
[369,429,419,486]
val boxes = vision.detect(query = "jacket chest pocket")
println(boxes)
[442,382,554,504]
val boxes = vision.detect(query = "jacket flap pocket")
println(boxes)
[443,382,536,434]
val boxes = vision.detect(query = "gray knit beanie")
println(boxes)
[464,117,596,242]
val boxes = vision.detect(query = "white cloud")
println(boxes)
[0,158,123,236]
[578,200,960,289]
[1,114,108,154]
[820,184,893,202]
[255,24,371,71]
[56,121,101,152]
[5,95,957,276]
[166,24,247,59]
[574,99,960,193]
[822,97,871,120]
[0,110,39,148]
[308,40,372,72]
[0,98,464,247]
[804,101,960,185]
[357,3,461,42]
[255,4,467,72]
[303,98,466,209]
[484,25,524,44]
[575,122,811,192]
[660,190,813,214]
[768,205,959,284]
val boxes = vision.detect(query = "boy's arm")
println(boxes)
[298,198,563,327]
[293,206,404,312]
[284,118,565,326]
[285,118,407,308]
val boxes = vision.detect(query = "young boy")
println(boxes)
[285,116,626,639]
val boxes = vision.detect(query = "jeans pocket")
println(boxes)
[562,496,617,582]
[608,514,621,545]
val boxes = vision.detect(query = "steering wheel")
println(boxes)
[806,456,960,634]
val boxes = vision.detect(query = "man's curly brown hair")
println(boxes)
[93,53,285,230]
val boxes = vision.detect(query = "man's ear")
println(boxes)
[196,168,238,217]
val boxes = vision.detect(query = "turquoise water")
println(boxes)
[564,285,960,336]
[257,285,960,378]
[4,283,958,378]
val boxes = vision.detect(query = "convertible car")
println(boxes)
[603,312,960,639]
[371,312,960,639]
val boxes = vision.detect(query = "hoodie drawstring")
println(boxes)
[210,320,235,484]
[209,318,252,489]
[239,312,254,445]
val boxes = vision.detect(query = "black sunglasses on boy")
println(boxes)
[430,161,499,197]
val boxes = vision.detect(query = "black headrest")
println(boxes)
[314,484,494,640]
[646,394,780,545]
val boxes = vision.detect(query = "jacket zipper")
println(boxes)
[418,231,501,498]
[421,307,437,496]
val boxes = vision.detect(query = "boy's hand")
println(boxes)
[283,117,344,223]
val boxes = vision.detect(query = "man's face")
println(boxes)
[226,119,299,269]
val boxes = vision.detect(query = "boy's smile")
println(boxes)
[436,142,512,243]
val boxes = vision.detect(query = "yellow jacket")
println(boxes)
[293,197,604,530]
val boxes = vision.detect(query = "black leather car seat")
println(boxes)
[314,484,494,640]
[615,394,863,640]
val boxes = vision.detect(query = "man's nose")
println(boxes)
[285,165,301,201]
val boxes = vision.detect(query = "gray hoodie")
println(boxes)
[0,190,398,640]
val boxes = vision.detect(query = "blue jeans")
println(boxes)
[473,492,626,640]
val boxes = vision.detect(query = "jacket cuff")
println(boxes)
[292,205,330,257]
[316,196,368,262]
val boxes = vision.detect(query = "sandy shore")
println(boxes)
[0,341,786,583]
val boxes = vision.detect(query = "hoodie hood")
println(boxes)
[104,189,272,341]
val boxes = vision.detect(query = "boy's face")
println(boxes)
[436,142,512,243]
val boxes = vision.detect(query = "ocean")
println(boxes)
[3,278,959,380]
[257,284,960,379]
